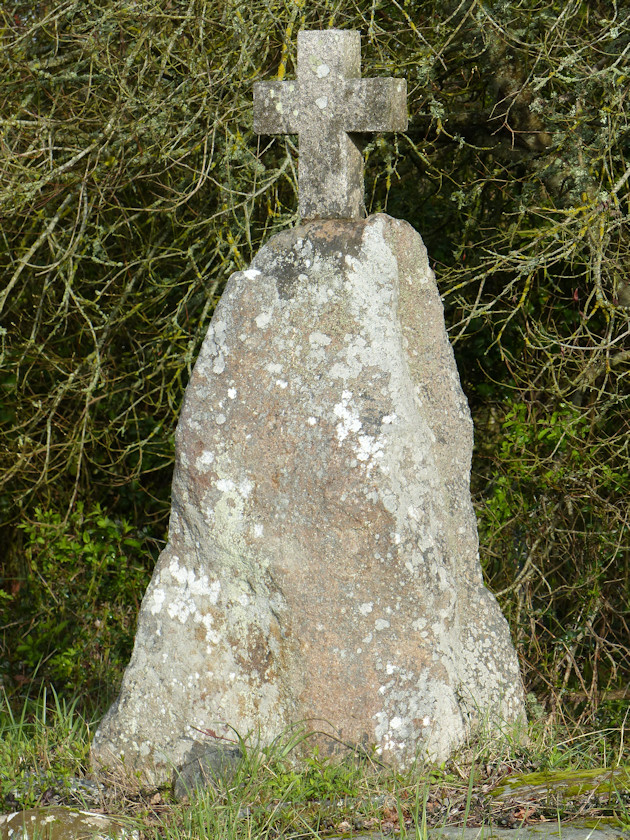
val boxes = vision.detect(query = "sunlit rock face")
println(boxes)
[91,214,525,786]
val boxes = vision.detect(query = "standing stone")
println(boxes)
[91,213,525,785]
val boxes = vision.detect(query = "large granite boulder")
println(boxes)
[92,214,525,786]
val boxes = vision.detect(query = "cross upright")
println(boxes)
[253,30,407,221]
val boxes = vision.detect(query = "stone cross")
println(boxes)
[253,29,407,220]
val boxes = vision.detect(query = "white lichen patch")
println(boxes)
[163,558,222,624]
[239,479,253,498]
[200,612,220,644]
[333,390,361,442]
[196,451,215,473]
[373,708,412,760]
[358,602,373,615]
[375,618,390,630]
[243,269,261,280]
[149,587,166,615]
[356,434,384,468]
[309,331,331,346]
[255,312,272,329]
[332,390,386,473]
[328,335,368,381]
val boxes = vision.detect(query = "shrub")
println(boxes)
[2,504,156,709]
[1,0,628,715]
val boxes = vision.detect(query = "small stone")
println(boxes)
[0,807,137,840]
[173,742,243,800]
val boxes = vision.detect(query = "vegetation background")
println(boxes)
[1,0,628,736]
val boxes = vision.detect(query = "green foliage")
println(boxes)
[476,395,630,719]
[0,0,628,715]
[169,730,390,840]
[2,692,629,832]
[262,747,367,802]
[2,504,155,707]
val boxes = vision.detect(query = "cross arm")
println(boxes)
[342,79,408,133]
[253,82,302,135]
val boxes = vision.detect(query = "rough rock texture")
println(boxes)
[254,30,406,220]
[91,214,525,786]
[0,808,137,840]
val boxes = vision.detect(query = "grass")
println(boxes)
[1,688,629,839]
[0,686,91,811]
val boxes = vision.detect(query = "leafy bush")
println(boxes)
[1,0,628,715]
[475,397,629,721]
[2,504,155,708]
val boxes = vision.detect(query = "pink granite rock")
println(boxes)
[92,214,525,785]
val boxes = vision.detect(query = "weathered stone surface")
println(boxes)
[173,741,243,799]
[492,767,630,804]
[254,30,407,220]
[91,214,524,786]
[0,808,137,840]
